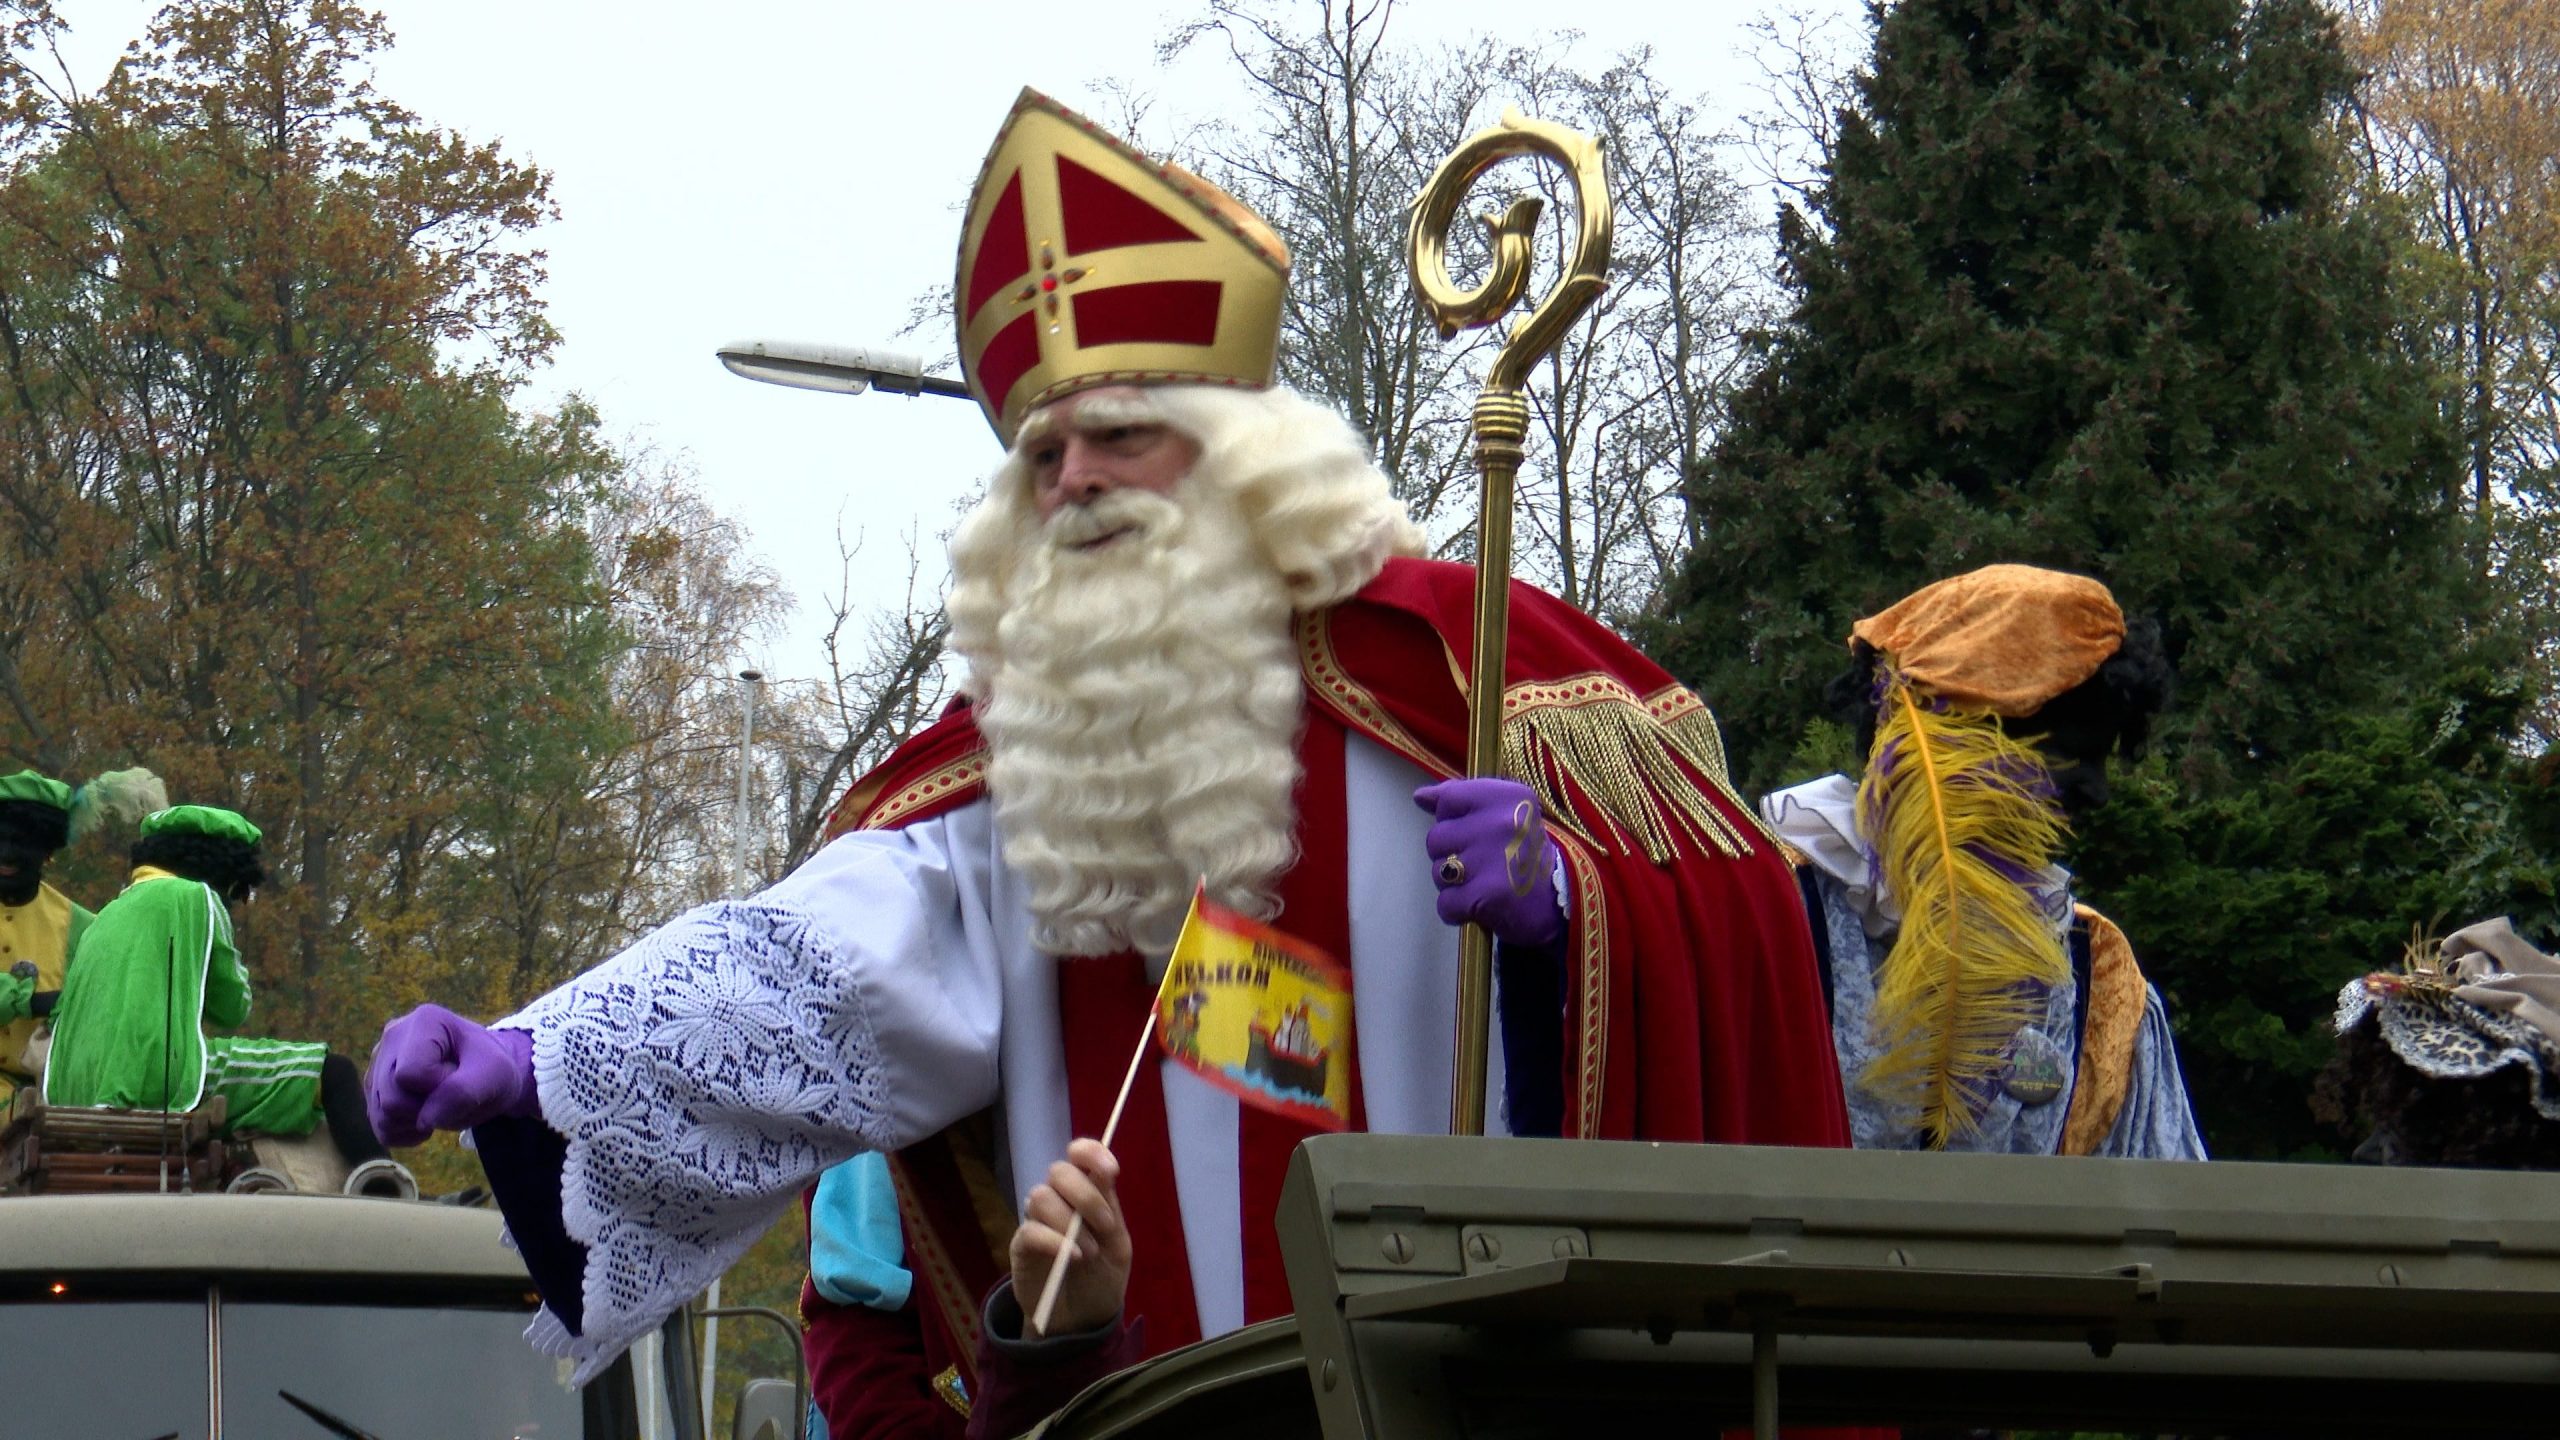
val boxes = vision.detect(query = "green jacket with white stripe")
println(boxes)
[43,868,245,1111]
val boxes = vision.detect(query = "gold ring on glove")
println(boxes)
[1435,854,1467,888]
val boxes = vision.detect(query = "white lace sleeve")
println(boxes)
[503,804,1006,1382]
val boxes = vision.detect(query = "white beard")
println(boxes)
[974,480,1304,957]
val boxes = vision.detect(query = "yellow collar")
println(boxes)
[127,864,181,888]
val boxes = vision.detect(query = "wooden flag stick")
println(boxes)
[1028,1001,1157,1337]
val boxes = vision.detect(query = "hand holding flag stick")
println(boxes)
[1407,109,1614,1135]
[1028,883,1356,1335]
[1025,1002,1154,1337]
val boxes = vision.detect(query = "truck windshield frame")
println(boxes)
[0,1281,641,1439]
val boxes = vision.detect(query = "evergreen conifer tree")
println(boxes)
[1657,0,2530,1155]
[1661,0,2483,787]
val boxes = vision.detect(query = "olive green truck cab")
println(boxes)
[1028,1135,2560,1439]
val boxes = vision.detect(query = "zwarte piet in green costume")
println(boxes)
[44,805,391,1169]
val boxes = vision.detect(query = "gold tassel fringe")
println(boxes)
[1499,683,1765,863]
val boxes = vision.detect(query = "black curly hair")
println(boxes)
[0,799,69,854]
[1826,615,2175,816]
[0,799,69,906]
[132,830,266,905]
[2311,1015,2560,1170]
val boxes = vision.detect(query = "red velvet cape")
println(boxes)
[800,558,1851,1435]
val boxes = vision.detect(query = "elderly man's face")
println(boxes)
[1021,387,1201,526]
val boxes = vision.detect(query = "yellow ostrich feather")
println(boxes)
[1856,678,2072,1147]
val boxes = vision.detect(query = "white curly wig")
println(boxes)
[945,384,1422,956]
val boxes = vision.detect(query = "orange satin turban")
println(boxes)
[1851,564,2125,717]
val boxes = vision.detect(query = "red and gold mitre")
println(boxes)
[955,88,1290,446]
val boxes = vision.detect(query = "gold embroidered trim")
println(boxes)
[1433,634,1471,699]
[948,1122,1024,1269]
[1641,683,1701,724]
[1500,674,1761,862]
[885,1153,985,1379]
[1647,687,1778,850]
[1558,835,1610,1138]
[932,1364,973,1418]
[860,751,991,831]
[1295,610,1445,778]
[1643,683,1731,778]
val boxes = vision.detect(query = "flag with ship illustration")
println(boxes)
[1153,883,1354,1130]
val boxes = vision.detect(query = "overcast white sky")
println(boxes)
[45,0,1865,693]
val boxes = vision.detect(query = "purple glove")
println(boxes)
[1412,777,1564,947]
[366,1003,539,1148]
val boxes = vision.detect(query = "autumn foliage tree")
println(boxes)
[2343,0,2560,740]
[0,0,671,1053]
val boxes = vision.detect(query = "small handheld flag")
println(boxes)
[1028,883,1355,1336]
[1154,884,1355,1131]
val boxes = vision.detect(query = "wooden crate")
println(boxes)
[0,1092,233,1195]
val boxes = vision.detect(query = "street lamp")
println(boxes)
[715,338,973,400]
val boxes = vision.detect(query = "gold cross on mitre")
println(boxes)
[954,89,1292,446]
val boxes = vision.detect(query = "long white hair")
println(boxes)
[947,384,1422,956]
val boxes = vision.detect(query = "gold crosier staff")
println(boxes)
[1407,110,1613,1135]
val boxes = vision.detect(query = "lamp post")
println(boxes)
[715,338,973,400]
[703,667,763,1434]
[700,333,964,1427]
[731,669,763,886]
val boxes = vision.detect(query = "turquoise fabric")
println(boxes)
[808,1151,912,1311]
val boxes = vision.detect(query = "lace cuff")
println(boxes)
[507,898,899,1382]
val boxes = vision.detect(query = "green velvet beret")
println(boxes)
[139,804,262,847]
[0,770,73,811]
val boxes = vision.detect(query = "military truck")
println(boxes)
[1017,1134,2560,1438]
[16,1125,2549,1437]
